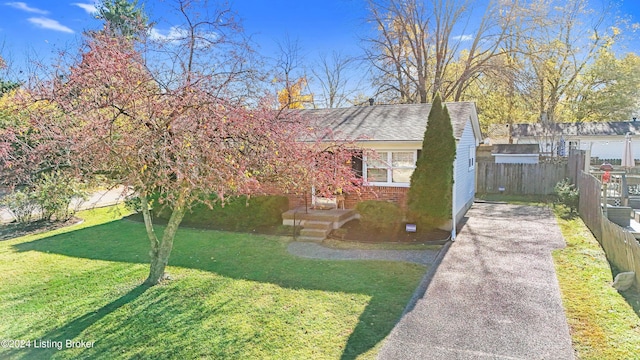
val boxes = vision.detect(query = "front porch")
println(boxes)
[282,207,358,242]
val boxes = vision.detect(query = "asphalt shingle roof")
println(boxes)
[511,121,640,137]
[297,102,476,141]
[492,144,540,155]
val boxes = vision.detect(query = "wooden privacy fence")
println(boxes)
[578,171,602,241]
[476,161,569,195]
[578,171,640,288]
[567,150,585,184]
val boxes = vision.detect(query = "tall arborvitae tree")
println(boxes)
[408,93,456,229]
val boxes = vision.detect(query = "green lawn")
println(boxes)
[0,206,426,359]
[552,206,640,359]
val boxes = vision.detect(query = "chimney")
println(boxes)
[368,98,374,106]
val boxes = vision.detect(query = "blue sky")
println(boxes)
[0,0,370,73]
[0,0,639,76]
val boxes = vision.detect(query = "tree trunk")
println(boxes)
[143,197,186,286]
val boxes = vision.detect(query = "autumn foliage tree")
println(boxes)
[1,4,359,286]
[277,77,313,109]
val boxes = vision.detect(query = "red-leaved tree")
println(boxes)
[1,5,359,285]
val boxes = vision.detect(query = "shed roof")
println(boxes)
[296,102,478,141]
[492,144,539,155]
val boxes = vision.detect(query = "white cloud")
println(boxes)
[4,1,48,14]
[148,26,188,44]
[149,26,218,47]
[452,34,473,42]
[28,17,74,33]
[72,2,97,14]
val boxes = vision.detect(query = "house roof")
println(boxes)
[296,102,478,142]
[511,121,640,137]
[492,144,539,155]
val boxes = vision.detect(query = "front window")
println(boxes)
[391,152,415,182]
[365,151,417,186]
[366,151,390,182]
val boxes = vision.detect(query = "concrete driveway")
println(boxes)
[378,202,574,360]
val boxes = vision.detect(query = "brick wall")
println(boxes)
[281,186,410,210]
[286,193,311,209]
[344,186,409,209]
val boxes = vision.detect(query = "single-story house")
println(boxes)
[492,144,540,164]
[509,121,640,161]
[295,102,483,225]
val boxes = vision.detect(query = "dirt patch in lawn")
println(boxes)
[331,219,450,244]
[0,217,83,241]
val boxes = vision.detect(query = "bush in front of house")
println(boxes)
[356,200,403,234]
[407,93,456,230]
[554,178,579,213]
[153,194,289,231]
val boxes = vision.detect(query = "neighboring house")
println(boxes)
[509,121,640,161]
[492,144,540,164]
[296,102,483,225]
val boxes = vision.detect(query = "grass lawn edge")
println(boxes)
[552,205,640,359]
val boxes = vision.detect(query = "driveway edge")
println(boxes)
[400,239,453,317]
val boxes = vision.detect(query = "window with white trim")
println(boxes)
[364,151,417,186]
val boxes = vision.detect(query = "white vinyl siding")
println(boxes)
[454,119,477,223]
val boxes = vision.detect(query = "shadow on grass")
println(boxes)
[612,264,640,320]
[620,288,640,318]
[6,285,149,360]
[556,208,580,221]
[12,220,425,359]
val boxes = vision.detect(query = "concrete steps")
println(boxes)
[282,208,357,242]
[300,224,332,241]
[282,208,357,227]
[303,220,334,230]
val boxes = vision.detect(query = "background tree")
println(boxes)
[97,0,149,38]
[363,0,517,103]
[277,77,313,109]
[407,94,455,229]
[513,0,617,125]
[464,49,535,132]
[571,49,640,122]
[311,51,360,108]
[272,35,314,109]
